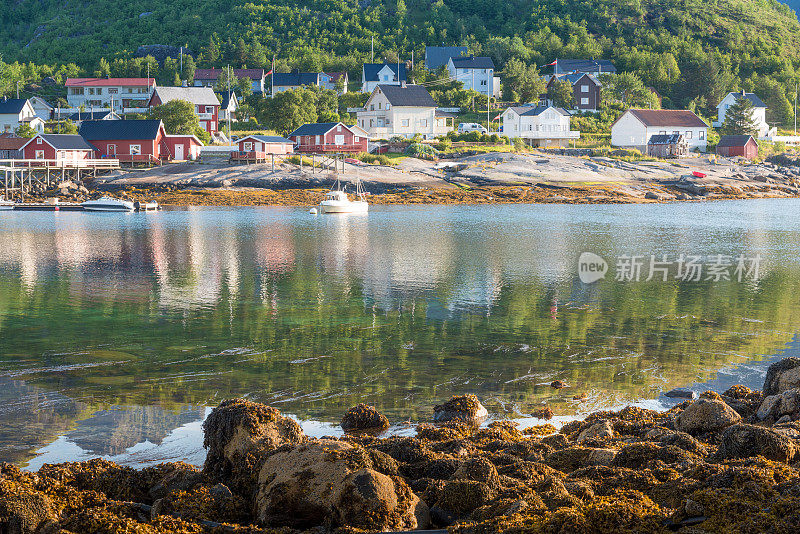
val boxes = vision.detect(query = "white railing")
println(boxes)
[0,158,120,169]
[198,112,214,120]
[512,130,580,140]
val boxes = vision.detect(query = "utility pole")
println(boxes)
[180,46,183,76]
[371,36,374,63]
[15,81,19,99]
[227,65,232,147]
[794,82,797,136]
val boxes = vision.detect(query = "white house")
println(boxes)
[0,98,45,134]
[65,78,156,112]
[218,90,239,122]
[500,105,579,147]
[611,109,708,152]
[29,97,54,121]
[447,56,497,97]
[356,84,453,139]
[361,63,407,93]
[714,91,772,138]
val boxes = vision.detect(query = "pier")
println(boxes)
[1,159,120,202]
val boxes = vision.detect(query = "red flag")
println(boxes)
[547,60,557,66]
[265,69,273,76]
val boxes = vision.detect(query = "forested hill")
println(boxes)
[2,0,800,118]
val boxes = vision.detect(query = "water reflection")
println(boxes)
[1,201,800,466]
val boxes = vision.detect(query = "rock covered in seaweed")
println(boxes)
[340,403,390,432]
[674,398,741,434]
[433,394,488,424]
[763,357,800,396]
[718,423,797,462]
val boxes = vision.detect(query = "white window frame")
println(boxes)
[581,98,589,105]
[581,85,589,93]
[35,150,45,159]
[130,144,141,155]
[243,141,253,151]
[401,119,409,127]
[36,137,43,144]
[685,131,692,139]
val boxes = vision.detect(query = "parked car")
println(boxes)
[458,122,487,134]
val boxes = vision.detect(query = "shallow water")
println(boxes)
[2,200,800,468]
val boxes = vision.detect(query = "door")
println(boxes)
[175,144,184,160]
[108,144,116,156]
[334,135,345,145]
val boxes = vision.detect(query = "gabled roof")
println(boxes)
[68,110,118,121]
[21,134,95,151]
[426,46,469,70]
[623,109,707,128]
[29,96,54,110]
[362,63,407,83]
[726,92,767,108]
[193,68,265,81]
[550,73,600,86]
[239,135,293,144]
[450,56,495,70]
[554,59,616,74]
[648,133,685,145]
[288,122,352,137]
[66,78,155,87]
[326,72,348,83]
[217,90,238,109]
[717,135,756,147]
[80,119,164,141]
[271,72,321,86]
[152,87,219,106]
[504,105,570,117]
[0,137,26,151]
[374,84,436,107]
[0,98,30,115]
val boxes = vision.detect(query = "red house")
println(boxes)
[716,135,759,160]
[148,87,220,136]
[287,122,369,153]
[236,135,294,156]
[19,134,96,161]
[79,119,203,163]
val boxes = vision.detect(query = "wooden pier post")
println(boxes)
[271,153,275,173]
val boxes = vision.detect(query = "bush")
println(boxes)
[512,137,526,151]
[353,152,392,165]
[404,142,439,160]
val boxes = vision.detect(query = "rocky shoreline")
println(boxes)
[6,358,800,533]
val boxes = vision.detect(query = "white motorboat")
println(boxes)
[81,196,135,212]
[0,197,14,210]
[319,178,368,214]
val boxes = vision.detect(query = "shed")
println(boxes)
[646,133,688,158]
[19,134,96,161]
[716,135,758,160]
[236,135,294,156]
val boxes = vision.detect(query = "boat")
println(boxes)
[319,177,368,214]
[81,197,135,212]
[0,196,14,210]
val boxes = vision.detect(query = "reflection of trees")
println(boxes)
[0,207,799,462]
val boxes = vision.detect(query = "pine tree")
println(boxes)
[721,95,760,136]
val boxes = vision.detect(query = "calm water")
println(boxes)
[2,201,800,468]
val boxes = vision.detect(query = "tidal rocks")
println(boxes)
[551,380,567,389]
[674,398,741,434]
[757,388,800,422]
[433,395,488,424]
[202,398,306,492]
[665,388,696,399]
[576,420,614,443]
[340,403,390,432]
[532,405,554,420]
[763,357,800,396]
[718,424,797,462]
[255,439,428,530]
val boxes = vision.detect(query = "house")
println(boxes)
[0,134,26,159]
[552,59,616,76]
[714,91,771,138]
[271,72,324,94]
[500,105,580,148]
[287,122,369,153]
[0,98,45,134]
[79,119,202,162]
[322,72,349,93]
[717,135,759,159]
[193,68,266,94]
[545,73,601,112]
[67,110,121,126]
[646,134,688,158]
[19,134,96,161]
[357,84,453,139]
[29,97,54,121]
[148,87,220,135]
[218,91,239,123]
[425,46,469,70]
[65,78,156,112]
[235,135,294,157]
[361,63,407,93]
[611,109,708,152]
[447,57,497,98]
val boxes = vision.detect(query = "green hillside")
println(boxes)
[2,0,800,122]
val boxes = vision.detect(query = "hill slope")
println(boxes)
[2,0,800,120]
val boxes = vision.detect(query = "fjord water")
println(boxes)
[2,200,800,468]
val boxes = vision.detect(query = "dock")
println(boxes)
[2,201,159,212]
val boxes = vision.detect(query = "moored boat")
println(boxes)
[319,178,368,214]
[81,197,135,212]
[0,197,14,210]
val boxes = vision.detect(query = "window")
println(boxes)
[36,137,42,144]
[581,98,589,105]
[335,135,344,145]
[480,80,487,86]
[581,85,589,93]
[354,136,360,142]
[401,119,409,127]
[370,104,375,111]
[205,106,215,114]
[35,150,45,159]
[316,135,321,144]
[130,144,141,155]
[377,103,381,110]
[108,88,118,94]
[699,131,706,140]
[337,125,342,131]
[69,88,84,95]
[659,131,667,135]
[243,142,253,151]
[420,119,427,127]
[383,75,389,81]
[685,131,692,139]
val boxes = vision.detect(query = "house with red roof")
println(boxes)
[148,87,221,137]
[287,122,369,153]
[65,78,156,112]
[193,68,266,94]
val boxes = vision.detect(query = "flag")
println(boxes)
[492,114,501,121]
[547,60,557,66]
[265,69,273,76]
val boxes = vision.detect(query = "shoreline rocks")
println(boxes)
[340,403,390,432]
[6,361,800,533]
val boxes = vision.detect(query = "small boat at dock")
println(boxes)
[0,197,14,210]
[81,197,135,212]
[319,178,368,214]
